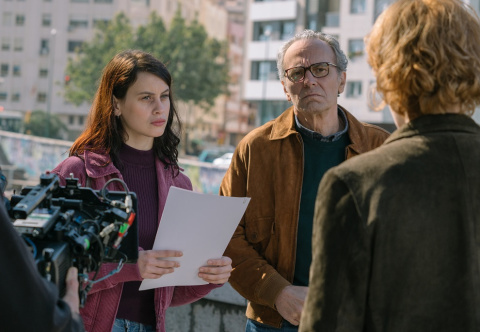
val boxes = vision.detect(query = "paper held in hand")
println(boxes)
[139,186,250,290]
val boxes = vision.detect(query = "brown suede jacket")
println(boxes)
[219,106,390,328]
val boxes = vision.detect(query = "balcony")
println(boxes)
[250,0,297,21]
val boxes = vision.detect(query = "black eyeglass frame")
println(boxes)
[284,62,339,83]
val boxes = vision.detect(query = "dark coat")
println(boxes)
[300,114,480,332]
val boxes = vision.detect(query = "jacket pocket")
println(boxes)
[245,216,275,255]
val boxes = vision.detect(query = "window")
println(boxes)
[69,115,75,125]
[94,0,113,3]
[13,65,21,76]
[0,64,8,77]
[68,40,83,52]
[250,61,278,81]
[79,116,84,126]
[37,92,47,103]
[39,68,48,77]
[11,92,20,102]
[0,92,7,101]
[14,38,23,51]
[1,37,10,51]
[93,19,110,27]
[350,0,366,13]
[2,12,13,26]
[15,14,25,26]
[42,14,51,27]
[40,39,49,55]
[346,81,362,98]
[69,15,89,29]
[253,20,295,41]
[374,0,391,21]
[348,39,364,59]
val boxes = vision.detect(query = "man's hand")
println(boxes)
[198,256,232,284]
[62,267,80,315]
[137,250,182,279]
[275,285,309,326]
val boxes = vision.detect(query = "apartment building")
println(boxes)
[243,0,480,127]
[0,0,236,142]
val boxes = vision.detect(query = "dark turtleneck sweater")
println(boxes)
[116,143,158,326]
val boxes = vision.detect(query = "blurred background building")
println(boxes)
[1,0,480,148]
[0,0,255,149]
[243,0,480,129]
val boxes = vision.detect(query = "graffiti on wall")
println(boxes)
[0,131,71,179]
[0,130,227,194]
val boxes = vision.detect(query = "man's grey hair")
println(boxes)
[277,29,348,82]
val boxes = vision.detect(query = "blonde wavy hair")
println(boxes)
[365,0,480,119]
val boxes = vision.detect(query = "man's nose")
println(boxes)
[303,69,317,86]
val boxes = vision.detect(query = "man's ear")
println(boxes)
[282,80,292,101]
[338,71,346,94]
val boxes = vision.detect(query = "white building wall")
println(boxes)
[243,0,480,126]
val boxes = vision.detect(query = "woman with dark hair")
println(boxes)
[52,50,232,332]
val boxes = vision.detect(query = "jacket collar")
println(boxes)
[83,149,120,179]
[269,106,298,141]
[82,148,180,179]
[269,104,377,155]
[385,114,480,145]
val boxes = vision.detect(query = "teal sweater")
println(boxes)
[293,131,350,286]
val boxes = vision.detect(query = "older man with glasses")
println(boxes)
[220,29,390,332]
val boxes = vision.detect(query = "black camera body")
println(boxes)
[9,173,138,304]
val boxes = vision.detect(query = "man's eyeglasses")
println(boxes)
[284,62,338,83]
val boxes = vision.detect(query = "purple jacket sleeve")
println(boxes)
[170,283,223,307]
[82,262,143,295]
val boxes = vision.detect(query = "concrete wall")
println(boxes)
[165,283,248,332]
[0,130,229,194]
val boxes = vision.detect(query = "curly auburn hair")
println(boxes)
[365,0,480,119]
[70,50,182,175]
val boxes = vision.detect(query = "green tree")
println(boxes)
[64,13,135,105]
[65,11,229,109]
[24,110,67,139]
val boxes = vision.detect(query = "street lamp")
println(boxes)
[46,28,57,138]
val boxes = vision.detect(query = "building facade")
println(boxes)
[243,0,480,127]
[0,0,252,145]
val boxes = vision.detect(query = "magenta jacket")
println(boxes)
[52,150,221,332]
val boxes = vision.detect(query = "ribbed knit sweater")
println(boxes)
[293,132,350,286]
[116,143,158,326]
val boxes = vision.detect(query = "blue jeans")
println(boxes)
[246,319,298,332]
[112,318,155,332]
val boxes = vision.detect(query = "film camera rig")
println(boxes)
[9,172,138,306]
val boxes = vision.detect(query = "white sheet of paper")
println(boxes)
[139,186,250,290]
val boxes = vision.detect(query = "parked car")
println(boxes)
[198,146,235,163]
[212,152,233,167]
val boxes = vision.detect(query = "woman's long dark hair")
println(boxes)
[70,50,182,175]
